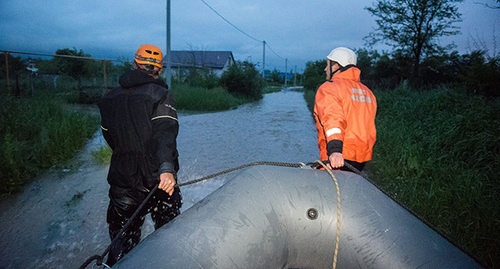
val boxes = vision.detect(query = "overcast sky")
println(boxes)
[0,0,498,72]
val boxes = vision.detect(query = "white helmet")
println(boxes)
[326,47,357,67]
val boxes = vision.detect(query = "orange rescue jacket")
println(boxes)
[314,67,377,163]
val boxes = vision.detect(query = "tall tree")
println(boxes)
[52,48,92,87]
[365,0,463,81]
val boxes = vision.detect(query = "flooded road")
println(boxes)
[0,89,319,268]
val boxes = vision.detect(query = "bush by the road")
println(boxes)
[220,60,264,99]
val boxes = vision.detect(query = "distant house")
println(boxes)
[164,50,235,79]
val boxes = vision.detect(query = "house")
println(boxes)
[164,50,235,79]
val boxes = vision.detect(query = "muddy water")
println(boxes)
[0,89,319,268]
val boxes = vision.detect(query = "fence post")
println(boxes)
[103,60,108,88]
[5,52,11,94]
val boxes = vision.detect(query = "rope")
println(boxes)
[79,184,160,269]
[79,161,305,268]
[78,160,353,269]
[315,160,342,269]
[175,161,305,187]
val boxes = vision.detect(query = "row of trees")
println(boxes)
[1,49,265,101]
[1,49,131,86]
[304,0,499,97]
[304,48,499,97]
[1,49,132,102]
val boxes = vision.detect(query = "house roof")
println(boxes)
[165,51,234,69]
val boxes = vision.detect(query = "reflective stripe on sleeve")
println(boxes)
[151,115,178,121]
[326,128,341,137]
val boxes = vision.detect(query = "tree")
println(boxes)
[460,50,500,97]
[220,60,263,99]
[268,69,283,85]
[52,48,92,87]
[1,53,28,95]
[0,53,26,80]
[365,0,463,82]
[302,59,326,91]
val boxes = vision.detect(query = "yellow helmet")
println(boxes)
[134,44,163,68]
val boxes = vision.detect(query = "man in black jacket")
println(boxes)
[98,44,182,266]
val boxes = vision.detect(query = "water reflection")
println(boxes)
[177,89,319,209]
[178,89,317,174]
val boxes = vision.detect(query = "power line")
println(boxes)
[199,1,296,71]
[234,42,263,59]
[200,0,262,43]
[265,43,284,60]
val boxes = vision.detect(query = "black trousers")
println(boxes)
[105,186,182,266]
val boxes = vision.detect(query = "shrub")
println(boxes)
[461,51,500,98]
[171,84,248,112]
[302,59,326,91]
[220,61,263,99]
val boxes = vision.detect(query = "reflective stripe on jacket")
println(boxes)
[313,67,377,163]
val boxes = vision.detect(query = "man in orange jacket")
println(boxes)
[314,47,377,172]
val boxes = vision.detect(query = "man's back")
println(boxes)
[98,69,178,189]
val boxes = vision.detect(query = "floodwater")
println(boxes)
[0,89,320,269]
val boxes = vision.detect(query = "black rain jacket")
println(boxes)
[98,69,179,192]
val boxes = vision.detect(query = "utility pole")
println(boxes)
[262,41,266,78]
[284,58,287,89]
[4,52,10,94]
[294,65,297,87]
[166,0,172,88]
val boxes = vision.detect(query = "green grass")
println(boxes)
[91,145,112,165]
[262,85,283,94]
[0,91,99,194]
[304,85,500,268]
[171,85,255,112]
[303,89,315,113]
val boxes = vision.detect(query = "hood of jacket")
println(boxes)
[119,69,168,89]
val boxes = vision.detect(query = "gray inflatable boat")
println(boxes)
[113,165,481,268]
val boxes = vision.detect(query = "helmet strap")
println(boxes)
[329,60,340,79]
[330,61,356,79]
[340,64,356,72]
[134,61,161,77]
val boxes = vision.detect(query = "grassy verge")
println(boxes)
[171,84,288,112]
[262,85,284,94]
[0,92,99,194]
[171,84,254,112]
[304,85,500,268]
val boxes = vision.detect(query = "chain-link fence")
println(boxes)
[1,50,132,104]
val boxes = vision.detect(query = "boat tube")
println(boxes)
[113,165,481,268]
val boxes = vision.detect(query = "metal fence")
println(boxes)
[1,50,128,103]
